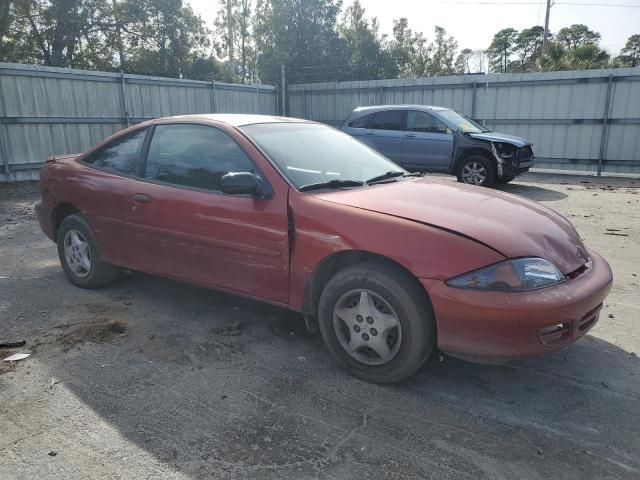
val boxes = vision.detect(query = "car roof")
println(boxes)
[352,105,452,113]
[151,114,312,127]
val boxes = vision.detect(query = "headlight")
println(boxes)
[446,258,565,291]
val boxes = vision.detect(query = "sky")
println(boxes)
[187,0,640,56]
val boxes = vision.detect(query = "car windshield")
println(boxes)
[437,110,490,134]
[240,123,406,190]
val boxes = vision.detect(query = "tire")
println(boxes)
[496,175,515,184]
[318,261,436,383]
[456,155,496,188]
[56,214,118,289]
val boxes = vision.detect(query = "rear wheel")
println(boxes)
[318,262,436,383]
[456,155,496,188]
[57,214,118,289]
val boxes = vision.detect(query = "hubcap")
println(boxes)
[461,162,487,185]
[333,289,402,366]
[63,229,92,278]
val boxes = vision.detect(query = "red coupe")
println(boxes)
[37,115,613,383]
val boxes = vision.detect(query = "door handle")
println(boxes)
[133,193,151,204]
[365,131,375,136]
[404,133,417,138]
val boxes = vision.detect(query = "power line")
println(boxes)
[443,1,640,5]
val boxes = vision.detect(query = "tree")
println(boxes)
[429,25,457,75]
[455,48,473,74]
[387,17,431,78]
[338,0,395,80]
[616,34,640,68]
[216,0,255,82]
[556,24,600,51]
[487,28,517,73]
[253,0,345,83]
[514,25,544,72]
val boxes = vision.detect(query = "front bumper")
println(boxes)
[35,202,55,241]
[420,249,613,359]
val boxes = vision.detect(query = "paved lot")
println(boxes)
[1,173,639,479]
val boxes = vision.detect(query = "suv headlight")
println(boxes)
[447,258,565,291]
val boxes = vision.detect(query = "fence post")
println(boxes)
[120,71,130,127]
[210,81,217,113]
[302,88,307,118]
[0,118,10,181]
[379,86,384,104]
[280,65,286,116]
[597,74,613,177]
[255,84,260,113]
[471,81,477,119]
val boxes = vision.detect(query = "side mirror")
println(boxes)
[220,172,263,197]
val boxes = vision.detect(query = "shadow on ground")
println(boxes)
[496,182,568,201]
[36,271,640,480]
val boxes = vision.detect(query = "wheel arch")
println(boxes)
[302,250,435,334]
[51,203,81,239]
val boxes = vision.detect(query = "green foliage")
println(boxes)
[616,34,640,68]
[0,1,629,83]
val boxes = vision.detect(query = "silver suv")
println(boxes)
[341,105,534,188]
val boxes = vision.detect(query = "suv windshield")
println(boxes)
[240,123,405,190]
[436,110,490,134]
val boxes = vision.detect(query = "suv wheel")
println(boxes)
[457,155,496,188]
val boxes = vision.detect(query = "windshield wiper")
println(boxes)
[365,171,423,185]
[299,179,365,192]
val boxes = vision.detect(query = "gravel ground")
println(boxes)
[1,173,639,480]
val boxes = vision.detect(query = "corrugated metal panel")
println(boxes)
[0,63,277,181]
[289,67,640,175]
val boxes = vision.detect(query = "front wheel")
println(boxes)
[456,155,496,188]
[318,262,436,383]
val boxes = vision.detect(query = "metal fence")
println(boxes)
[0,63,278,181]
[288,67,640,175]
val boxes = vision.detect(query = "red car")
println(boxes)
[36,115,613,383]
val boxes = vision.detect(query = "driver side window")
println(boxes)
[407,111,451,135]
[144,124,255,192]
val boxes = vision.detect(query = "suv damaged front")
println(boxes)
[452,129,535,181]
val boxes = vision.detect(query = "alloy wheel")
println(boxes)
[461,162,487,185]
[63,229,92,278]
[332,289,402,366]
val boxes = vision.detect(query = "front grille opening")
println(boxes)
[566,260,591,280]
[579,304,602,333]
[539,322,571,346]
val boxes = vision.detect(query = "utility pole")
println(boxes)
[227,0,235,79]
[542,0,553,55]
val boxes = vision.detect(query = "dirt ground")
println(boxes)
[1,173,639,480]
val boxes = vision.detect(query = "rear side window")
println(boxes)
[144,124,254,192]
[83,128,147,175]
[407,111,451,134]
[348,113,374,129]
[368,110,405,131]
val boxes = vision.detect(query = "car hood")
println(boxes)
[314,178,588,275]
[468,131,531,147]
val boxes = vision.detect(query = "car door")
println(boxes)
[77,127,150,267]
[344,110,405,164]
[125,122,290,304]
[402,110,454,172]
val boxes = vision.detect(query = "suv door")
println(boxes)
[344,110,405,164]
[402,110,454,172]
[79,127,149,267]
[126,123,290,304]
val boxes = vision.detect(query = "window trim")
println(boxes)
[80,125,150,179]
[137,122,274,199]
[406,110,452,135]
